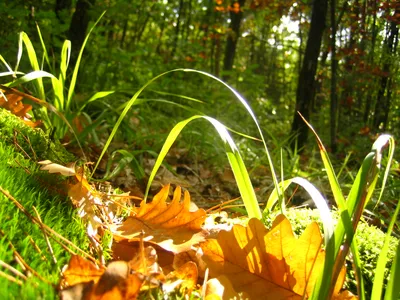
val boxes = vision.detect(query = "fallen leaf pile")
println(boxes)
[38,162,356,299]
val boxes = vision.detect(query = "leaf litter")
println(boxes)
[26,161,358,299]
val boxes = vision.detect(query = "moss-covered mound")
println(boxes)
[0,109,89,298]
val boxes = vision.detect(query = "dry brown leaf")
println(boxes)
[38,160,76,176]
[60,255,105,288]
[60,248,163,300]
[200,215,348,299]
[113,185,208,253]
[173,249,207,279]
[0,88,40,127]
[164,261,198,294]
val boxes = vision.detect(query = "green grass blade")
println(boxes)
[264,177,334,246]
[149,90,205,103]
[373,134,395,208]
[35,23,52,72]
[57,40,71,111]
[66,11,106,111]
[384,241,400,300]
[6,71,56,88]
[0,55,13,74]
[17,32,45,100]
[144,115,261,219]
[372,196,400,299]
[180,69,282,204]
[0,71,24,77]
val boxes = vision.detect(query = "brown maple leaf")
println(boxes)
[113,185,207,254]
[200,215,353,299]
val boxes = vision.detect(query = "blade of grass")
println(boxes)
[264,177,334,246]
[5,70,56,88]
[35,24,52,73]
[144,115,261,219]
[93,69,277,201]
[16,32,45,101]
[383,240,400,300]
[66,11,106,111]
[372,196,400,299]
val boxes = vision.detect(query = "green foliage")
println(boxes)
[0,134,89,297]
[0,108,74,163]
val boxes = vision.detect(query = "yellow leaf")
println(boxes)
[113,185,207,253]
[200,215,348,299]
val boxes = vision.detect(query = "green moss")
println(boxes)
[0,108,74,163]
[263,208,399,298]
[0,112,89,298]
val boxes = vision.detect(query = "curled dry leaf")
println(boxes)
[113,185,208,254]
[38,160,76,176]
[200,215,349,299]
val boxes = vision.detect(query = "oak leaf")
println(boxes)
[200,215,348,299]
[60,255,105,288]
[113,185,207,253]
[0,88,40,127]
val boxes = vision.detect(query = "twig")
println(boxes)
[0,232,51,285]
[0,186,96,263]
[32,206,58,268]
[26,234,47,261]
[0,270,23,286]
[0,260,27,280]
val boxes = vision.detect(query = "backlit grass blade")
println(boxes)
[144,115,261,219]
[16,32,45,101]
[6,71,56,88]
[66,11,106,111]
[372,196,400,300]
[0,55,13,74]
[36,24,52,72]
[299,114,356,300]
[180,69,282,204]
[150,90,205,103]
[264,177,333,246]
[384,240,400,300]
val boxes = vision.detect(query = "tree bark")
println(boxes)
[330,0,338,153]
[171,0,184,58]
[222,0,246,81]
[290,0,328,151]
[373,7,399,130]
[68,0,96,59]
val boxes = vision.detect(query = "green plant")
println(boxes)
[0,13,111,142]
[263,207,399,297]
[265,116,398,299]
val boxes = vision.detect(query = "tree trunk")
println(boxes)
[171,0,184,58]
[222,0,246,81]
[290,0,328,151]
[330,0,338,153]
[68,0,96,60]
[372,8,399,130]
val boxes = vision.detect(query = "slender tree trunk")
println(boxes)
[373,8,399,130]
[68,0,96,60]
[120,18,129,49]
[363,0,378,124]
[222,0,246,81]
[171,0,184,58]
[290,0,328,151]
[330,0,338,153]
